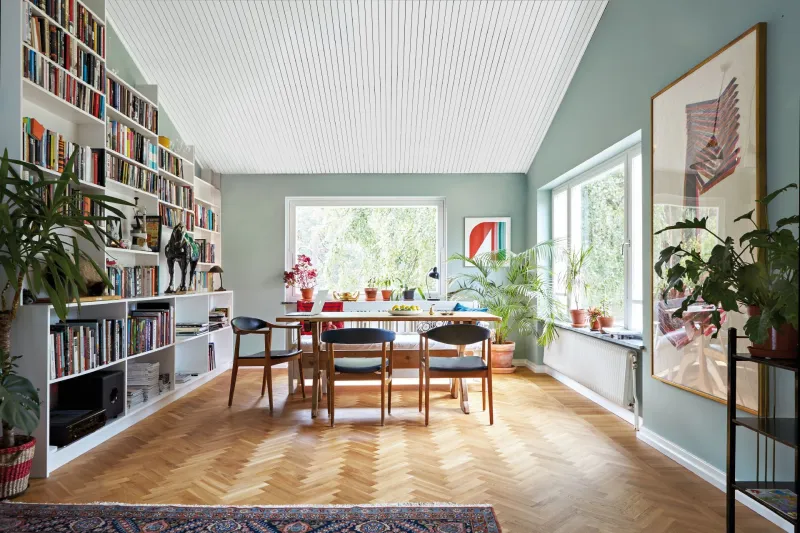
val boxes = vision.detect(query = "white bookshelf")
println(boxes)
[1,0,231,478]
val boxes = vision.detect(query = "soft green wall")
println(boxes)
[526,0,798,477]
[221,173,528,354]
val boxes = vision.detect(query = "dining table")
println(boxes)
[275,311,501,418]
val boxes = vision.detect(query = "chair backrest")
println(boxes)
[321,327,396,345]
[231,316,268,333]
[425,324,491,346]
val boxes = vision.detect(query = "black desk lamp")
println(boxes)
[427,267,440,300]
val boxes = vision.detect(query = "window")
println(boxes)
[552,145,643,330]
[286,197,446,298]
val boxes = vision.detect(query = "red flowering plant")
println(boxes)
[284,255,318,289]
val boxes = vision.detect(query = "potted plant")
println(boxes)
[597,298,614,329]
[364,277,378,301]
[395,279,420,301]
[449,244,561,373]
[655,183,798,359]
[587,306,603,331]
[379,278,393,301]
[561,246,592,327]
[284,254,318,301]
[0,151,128,497]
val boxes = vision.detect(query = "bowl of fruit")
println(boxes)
[388,304,423,316]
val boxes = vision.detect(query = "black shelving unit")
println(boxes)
[727,328,798,532]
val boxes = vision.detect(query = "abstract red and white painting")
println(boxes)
[464,217,510,265]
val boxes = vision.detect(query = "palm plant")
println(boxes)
[448,243,561,346]
[0,150,130,446]
[561,245,592,310]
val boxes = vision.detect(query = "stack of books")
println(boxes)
[126,387,145,410]
[128,303,174,355]
[175,372,194,385]
[208,309,229,331]
[176,322,208,337]
[48,319,124,380]
[128,361,161,404]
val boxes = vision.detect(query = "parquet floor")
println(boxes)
[21,368,778,532]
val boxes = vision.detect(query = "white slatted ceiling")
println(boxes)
[109,0,606,175]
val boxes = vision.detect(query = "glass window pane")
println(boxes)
[552,190,569,300]
[631,302,643,332]
[631,153,643,302]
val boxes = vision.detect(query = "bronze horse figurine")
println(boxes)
[164,223,200,293]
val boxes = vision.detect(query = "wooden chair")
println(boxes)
[229,317,305,413]
[322,328,395,427]
[420,324,493,425]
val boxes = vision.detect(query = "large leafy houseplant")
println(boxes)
[655,183,798,353]
[448,243,561,355]
[561,246,592,326]
[0,150,129,448]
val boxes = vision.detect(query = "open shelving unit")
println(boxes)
[1,0,231,478]
[726,329,798,531]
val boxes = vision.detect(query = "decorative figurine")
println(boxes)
[130,197,149,251]
[164,223,200,293]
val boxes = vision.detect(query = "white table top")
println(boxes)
[275,311,500,323]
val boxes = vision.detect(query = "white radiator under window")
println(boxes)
[544,328,639,428]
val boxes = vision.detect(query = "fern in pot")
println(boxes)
[655,184,798,359]
[448,244,561,373]
[0,151,129,496]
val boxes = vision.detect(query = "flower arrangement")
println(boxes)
[283,255,318,289]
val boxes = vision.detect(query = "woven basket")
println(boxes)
[0,436,35,499]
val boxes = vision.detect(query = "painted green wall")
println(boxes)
[221,173,529,354]
[526,0,798,476]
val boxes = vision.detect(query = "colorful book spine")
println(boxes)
[48,319,124,380]
[107,121,158,169]
[194,205,219,231]
[106,78,157,134]
[105,265,159,298]
[106,153,158,194]
[157,177,193,209]
[22,117,105,185]
[159,149,185,179]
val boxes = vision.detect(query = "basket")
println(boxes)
[0,436,35,499]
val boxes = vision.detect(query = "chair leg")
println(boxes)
[387,344,393,415]
[297,359,306,399]
[487,371,494,425]
[329,376,335,427]
[418,345,423,412]
[425,368,431,426]
[261,363,269,397]
[482,377,487,411]
[228,361,239,407]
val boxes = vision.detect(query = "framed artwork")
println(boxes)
[145,215,162,253]
[650,23,766,414]
[464,217,510,265]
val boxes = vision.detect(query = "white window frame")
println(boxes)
[285,197,447,300]
[551,144,642,330]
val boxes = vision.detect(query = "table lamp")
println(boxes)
[427,266,440,300]
[209,265,225,292]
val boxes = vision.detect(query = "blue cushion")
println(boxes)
[429,356,487,372]
[453,302,489,313]
[334,357,385,374]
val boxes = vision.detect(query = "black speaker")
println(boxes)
[58,370,124,419]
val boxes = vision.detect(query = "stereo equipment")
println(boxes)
[49,409,106,447]
[58,370,124,419]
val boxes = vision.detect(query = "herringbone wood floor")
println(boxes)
[22,368,778,532]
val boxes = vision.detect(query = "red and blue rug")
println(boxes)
[0,502,502,532]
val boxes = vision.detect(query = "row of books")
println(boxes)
[158,177,193,209]
[194,205,219,232]
[106,154,158,195]
[22,117,105,185]
[107,78,157,134]
[195,238,215,264]
[191,271,210,292]
[22,173,106,224]
[159,149,185,179]
[25,18,104,92]
[128,303,174,356]
[160,204,194,230]
[107,121,158,170]
[23,47,105,120]
[105,265,159,299]
[27,0,106,59]
[48,319,124,380]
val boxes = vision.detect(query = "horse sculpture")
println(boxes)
[164,223,200,293]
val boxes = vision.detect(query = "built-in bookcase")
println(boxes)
[0,0,231,478]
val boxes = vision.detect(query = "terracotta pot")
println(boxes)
[0,436,35,499]
[364,288,378,301]
[569,309,588,327]
[589,317,602,331]
[747,306,798,359]
[381,289,393,301]
[300,288,314,301]
[599,316,615,329]
[491,342,516,374]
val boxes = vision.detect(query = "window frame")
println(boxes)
[551,144,642,330]
[285,196,447,300]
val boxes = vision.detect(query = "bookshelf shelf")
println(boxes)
[194,197,218,208]
[159,144,194,166]
[105,247,158,256]
[197,262,217,267]
[105,148,157,174]
[106,106,157,141]
[105,177,158,200]
[22,78,104,126]
[158,199,190,211]
[177,332,210,344]
[23,45,103,94]
[194,226,220,235]
[128,342,176,361]
[158,168,193,187]
[107,71,156,108]
[48,357,124,385]
[25,1,106,63]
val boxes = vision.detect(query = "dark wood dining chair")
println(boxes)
[229,317,305,413]
[321,328,395,427]
[419,324,493,425]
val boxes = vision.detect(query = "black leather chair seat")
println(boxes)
[429,355,487,372]
[334,357,387,374]
[240,348,303,359]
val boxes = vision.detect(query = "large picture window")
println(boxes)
[552,145,643,331]
[286,197,446,299]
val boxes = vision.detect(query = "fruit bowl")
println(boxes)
[388,309,424,316]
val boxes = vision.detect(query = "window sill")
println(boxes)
[555,322,645,351]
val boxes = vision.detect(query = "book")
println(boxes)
[745,489,796,519]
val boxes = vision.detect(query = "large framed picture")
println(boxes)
[464,217,510,265]
[650,23,766,413]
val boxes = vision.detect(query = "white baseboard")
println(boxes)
[637,428,792,532]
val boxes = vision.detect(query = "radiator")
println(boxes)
[544,328,638,427]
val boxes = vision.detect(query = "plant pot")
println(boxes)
[589,317,602,331]
[381,289,393,301]
[402,289,416,301]
[0,435,35,499]
[599,316,615,329]
[747,306,798,359]
[300,288,314,301]
[364,288,378,301]
[491,342,516,374]
[569,309,587,327]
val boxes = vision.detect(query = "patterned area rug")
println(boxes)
[0,502,502,532]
